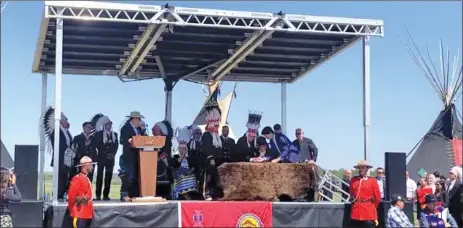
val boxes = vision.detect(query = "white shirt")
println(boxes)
[265,138,271,148]
[130,122,139,135]
[406,178,417,199]
[377,178,385,198]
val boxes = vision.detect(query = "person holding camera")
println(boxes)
[68,156,96,228]
[0,167,22,227]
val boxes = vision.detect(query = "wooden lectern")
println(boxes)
[131,136,166,198]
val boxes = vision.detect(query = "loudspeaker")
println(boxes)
[10,200,44,227]
[14,145,39,200]
[384,152,406,200]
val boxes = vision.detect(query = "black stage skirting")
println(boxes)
[45,201,179,227]
[272,202,347,227]
[9,200,44,227]
[43,201,414,227]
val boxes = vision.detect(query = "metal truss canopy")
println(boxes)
[32,1,384,83]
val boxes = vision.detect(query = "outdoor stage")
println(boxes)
[45,200,348,227]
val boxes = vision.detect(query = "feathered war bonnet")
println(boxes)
[41,106,67,140]
[41,106,67,153]
[246,111,263,137]
[175,126,191,145]
[90,113,112,133]
[154,120,174,137]
[204,87,221,127]
[189,124,202,135]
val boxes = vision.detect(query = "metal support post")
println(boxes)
[38,73,47,200]
[52,18,64,206]
[281,82,287,134]
[362,36,371,161]
[164,79,174,122]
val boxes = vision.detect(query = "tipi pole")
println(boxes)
[362,36,371,161]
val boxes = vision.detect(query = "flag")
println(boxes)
[181,201,272,227]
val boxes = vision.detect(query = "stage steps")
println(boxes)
[317,166,350,202]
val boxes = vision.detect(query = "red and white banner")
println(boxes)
[181,201,272,227]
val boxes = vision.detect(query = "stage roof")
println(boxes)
[32,1,384,83]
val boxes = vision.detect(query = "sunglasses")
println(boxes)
[295,133,301,135]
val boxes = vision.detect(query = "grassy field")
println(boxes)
[44,173,122,200]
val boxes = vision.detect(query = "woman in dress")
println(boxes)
[0,167,22,227]
[171,127,202,200]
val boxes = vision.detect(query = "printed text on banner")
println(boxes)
[181,201,272,227]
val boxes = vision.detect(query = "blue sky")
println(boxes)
[1,1,461,172]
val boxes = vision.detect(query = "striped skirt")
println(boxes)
[172,174,197,200]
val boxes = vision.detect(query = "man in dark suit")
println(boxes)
[119,111,144,201]
[447,166,462,227]
[220,125,237,163]
[71,122,97,182]
[91,115,119,201]
[459,182,463,226]
[293,128,318,162]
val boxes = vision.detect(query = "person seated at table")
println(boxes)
[171,127,202,200]
[261,126,299,163]
[419,194,458,228]
[247,136,278,162]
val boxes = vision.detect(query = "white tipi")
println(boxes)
[192,82,237,140]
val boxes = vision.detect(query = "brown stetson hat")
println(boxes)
[353,160,373,169]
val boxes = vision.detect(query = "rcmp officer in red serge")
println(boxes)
[68,156,96,228]
[349,160,381,228]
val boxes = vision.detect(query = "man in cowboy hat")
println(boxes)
[349,160,381,228]
[119,111,144,201]
[67,156,96,228]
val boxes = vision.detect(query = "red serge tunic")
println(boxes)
[68,172,94,219]
[349,176,381,221]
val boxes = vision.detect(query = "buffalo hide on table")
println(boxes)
[218,162,310,201]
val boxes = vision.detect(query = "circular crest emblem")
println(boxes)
[236,213,263,227]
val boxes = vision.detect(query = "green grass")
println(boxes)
[44,173,122,200]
